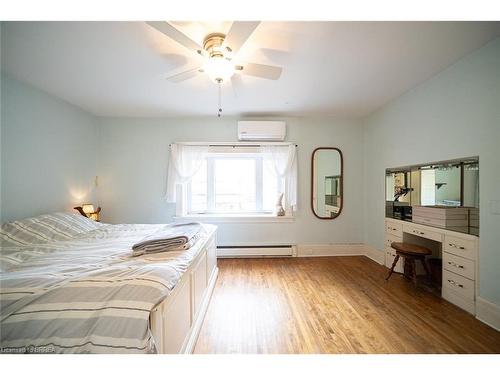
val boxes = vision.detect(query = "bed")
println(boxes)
[0,213,218,354]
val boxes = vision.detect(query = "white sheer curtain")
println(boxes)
[262,144,298,211]
[166,144,209,202]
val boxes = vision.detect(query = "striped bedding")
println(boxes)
[0,213,215,353]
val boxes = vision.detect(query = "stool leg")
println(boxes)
[411,259,418,287]
[386,254,400,281]
[420,258,431,281]
[403,259,412,280]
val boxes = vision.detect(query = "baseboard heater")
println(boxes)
[217,245,296,258]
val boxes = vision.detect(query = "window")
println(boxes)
[187,151,279,215]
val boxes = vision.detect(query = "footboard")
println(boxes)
[150,228,218,354]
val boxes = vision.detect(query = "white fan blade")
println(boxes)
[223,21,260,55]
[146,21,204,55]
[165,67,203,83]
[230,74,243,98]
[238,62,282,80]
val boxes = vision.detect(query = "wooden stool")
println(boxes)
[386,242,432,287]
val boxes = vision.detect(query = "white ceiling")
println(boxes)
[2,21,500,118]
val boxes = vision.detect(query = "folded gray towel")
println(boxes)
[132,222,202,256]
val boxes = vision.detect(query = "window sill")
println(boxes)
[173,214,295,224]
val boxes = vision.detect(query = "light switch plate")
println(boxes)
[489,200,500,215]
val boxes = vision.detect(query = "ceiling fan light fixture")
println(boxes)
[203,56,235,83]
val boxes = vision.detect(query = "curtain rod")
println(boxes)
[170,142,298,147]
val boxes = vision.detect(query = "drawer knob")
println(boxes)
[447,279,464,288]
[447,261,464,269]
[449,243,466,250]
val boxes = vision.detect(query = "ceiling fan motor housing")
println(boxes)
[203,33,228,58]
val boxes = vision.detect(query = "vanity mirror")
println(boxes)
[385,157,479,229]
[311,147,343,219]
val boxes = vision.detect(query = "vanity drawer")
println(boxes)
[385,247,403,273]
[403,223,442,242]
[443,269,474,302]
[386,221,403,237]
[444,235,477,260]
[443,252,475,280]
[385,233,401,248]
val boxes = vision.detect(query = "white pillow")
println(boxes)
[0,212,101,246]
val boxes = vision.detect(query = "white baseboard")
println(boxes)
[216,243,381,261]
[296,243,365,257]
[296,243,384,265]
[215,242,384,269]
[364,245,385,265]
[476,296,500,331]
[217,246,295,258]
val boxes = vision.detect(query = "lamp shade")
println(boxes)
[82,204,95,214]
[204,56,235,83]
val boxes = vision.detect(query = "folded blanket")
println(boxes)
[132,222,202,256]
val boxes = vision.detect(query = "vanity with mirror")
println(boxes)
[385,157,479,235]
[384,157,480,315]
[311,147,343,219]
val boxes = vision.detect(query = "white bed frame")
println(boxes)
[149,228,218,354]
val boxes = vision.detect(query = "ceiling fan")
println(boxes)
[146,21,283,116]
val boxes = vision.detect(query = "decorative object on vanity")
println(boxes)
[146,21,282,117]
[393,172,414,202]
[74,204,101,222]
[386,242,432,287]
[311,147,343,219]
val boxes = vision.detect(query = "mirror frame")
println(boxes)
[311,147,344,220]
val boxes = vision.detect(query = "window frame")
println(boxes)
[186,152,276,216]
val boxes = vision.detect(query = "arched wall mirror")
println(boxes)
[311,147,343,219]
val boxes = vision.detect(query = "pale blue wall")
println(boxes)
[97,116,365,246]
[0,74,99,221]
[363,37,500,304]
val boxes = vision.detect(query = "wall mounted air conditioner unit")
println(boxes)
[237,121,286,141]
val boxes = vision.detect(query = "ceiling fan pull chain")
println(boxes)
[217,78,223,117]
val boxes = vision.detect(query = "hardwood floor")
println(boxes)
[194,256,500,354]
